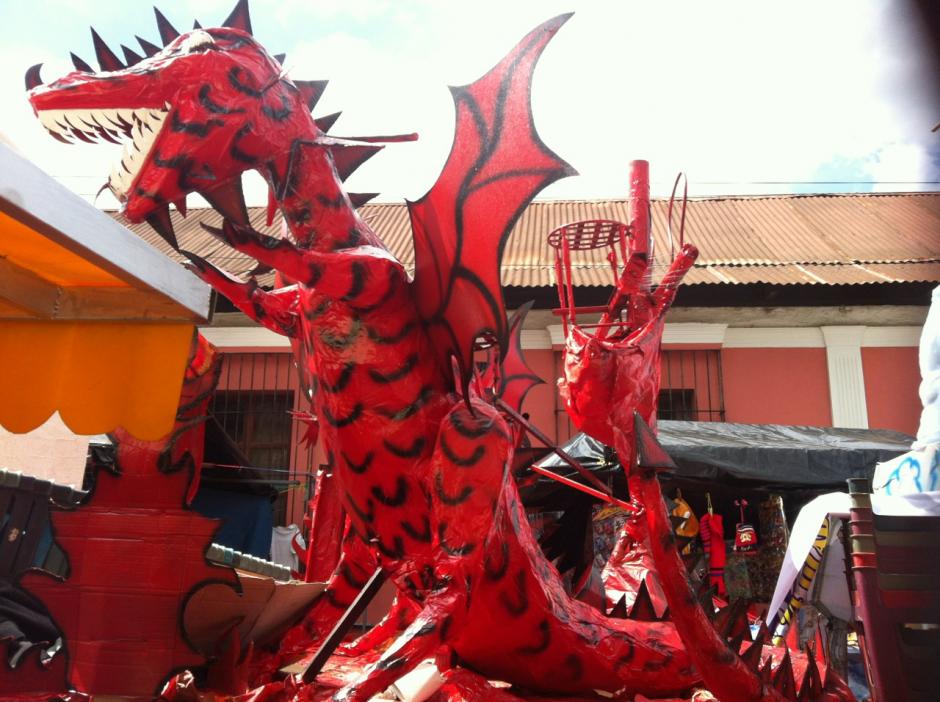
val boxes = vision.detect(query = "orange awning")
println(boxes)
[0,145,210,440]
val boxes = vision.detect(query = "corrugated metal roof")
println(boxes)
[116,191,940,288]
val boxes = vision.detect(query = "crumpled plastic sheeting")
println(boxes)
[602,510,668,615]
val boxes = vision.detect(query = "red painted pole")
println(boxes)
[627,159,652,328]
[597,160,652,337]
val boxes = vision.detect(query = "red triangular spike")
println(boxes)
[697,584,717,616]
[727,633,747,662]
[348,192,379,209]
[70,52,94,72]
[798,644,823,700]
[154,7,180,46]
[294,79,328,111]
[608,594,628,619]
[760,656,774,685]
[91,28,125,71]
[146,206,178,250]
[274,53,286,64]
[193,19,202,29]
[814,622,828,667]
[327,143,382,181]
[200,178,249,225]
[714,599,745,638]
[726,603,751,643]
[741,638,764,672]
[627,578,658,621]
[266,185,278,227]
[315,111,342,133]
[121,45,144,66]
[751,619,769,643]
[772,648,797,701]
[222,0,252,34]
[634,412,677,472]
[137,35,161,57]
[174,197,188,218]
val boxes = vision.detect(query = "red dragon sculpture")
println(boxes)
[24,2,855,700]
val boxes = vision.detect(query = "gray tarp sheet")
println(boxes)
[537,421,914,488]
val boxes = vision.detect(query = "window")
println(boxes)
[659,349,725,421]
[209,352,315,526]
[210,390,294,470]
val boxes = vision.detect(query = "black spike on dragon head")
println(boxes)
[25,1,325,240]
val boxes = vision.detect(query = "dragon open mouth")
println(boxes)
[35,105,171,198]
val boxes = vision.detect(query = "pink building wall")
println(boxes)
[721,348,833,426]
[209,338,924,535]
[862,347,921,435]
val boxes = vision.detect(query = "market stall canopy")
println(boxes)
[0,144,210,440]
[536,421,913,490]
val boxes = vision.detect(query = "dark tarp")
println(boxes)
[535,421,913,491]
[525,421,915,533]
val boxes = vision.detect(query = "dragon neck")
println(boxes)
[263,139,384,253]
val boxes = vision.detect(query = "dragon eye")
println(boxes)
[180,30,216,53]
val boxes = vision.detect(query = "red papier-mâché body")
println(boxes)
[23,2,855,701]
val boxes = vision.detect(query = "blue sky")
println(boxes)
[1,0,938,206]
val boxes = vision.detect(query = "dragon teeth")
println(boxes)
[36,105,170,198]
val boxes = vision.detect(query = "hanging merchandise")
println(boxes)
[753,494,789,600]
[733,499,759,554]
[670,489,699,556]
[698,493,727,595]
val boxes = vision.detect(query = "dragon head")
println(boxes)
[25,1,324,243]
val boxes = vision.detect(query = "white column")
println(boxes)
[821,326,869,428]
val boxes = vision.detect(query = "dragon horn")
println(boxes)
[222,0,253,34]
[91,28,125,72]
[145,205,179,250]
[136,35,161,58]
[200,178,250,226]
[274,52,286,64]
[193,19,203,29]
[25,64,43,90]
[154,7,180,46]
[70,52,94,72]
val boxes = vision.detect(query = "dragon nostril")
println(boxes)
[24,63,43,91]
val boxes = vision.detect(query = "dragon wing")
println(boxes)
[498,300,545,413]
[407,15,576,388]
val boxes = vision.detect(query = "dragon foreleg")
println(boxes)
[331,591,462,702]
[181,250,300,336]
[198,219,406,307]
